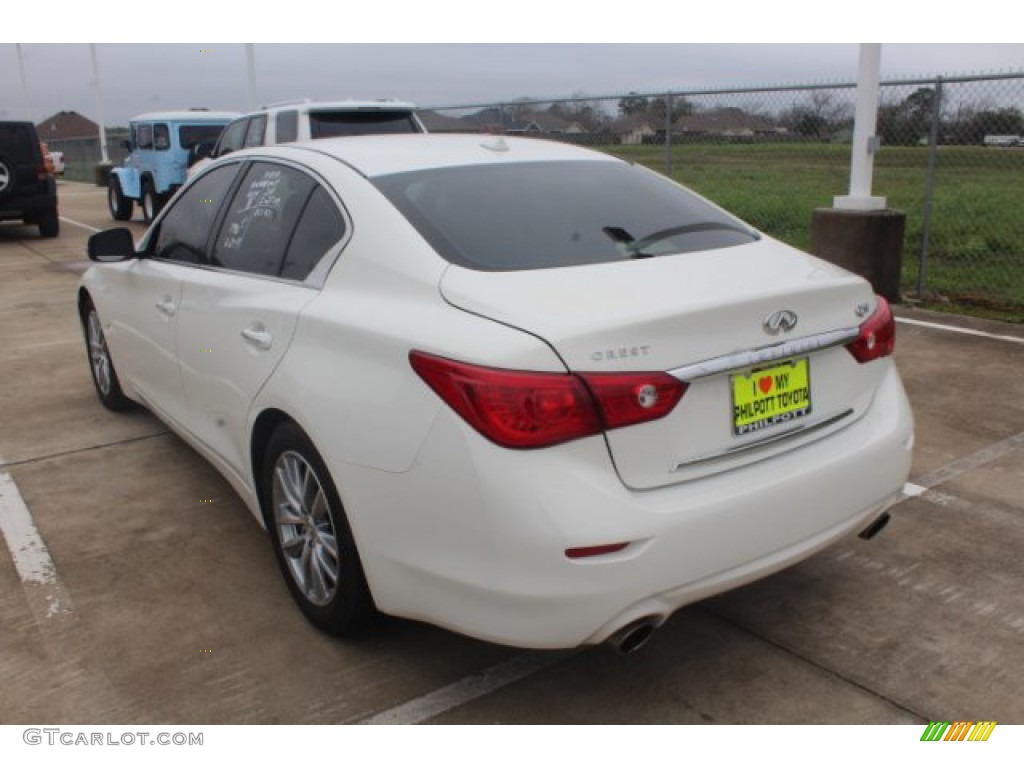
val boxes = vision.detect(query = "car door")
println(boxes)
[109,162,243,427]
[175,160,347,479]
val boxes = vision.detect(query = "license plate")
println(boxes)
[731,358,811,436]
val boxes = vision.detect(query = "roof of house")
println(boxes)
[37,110,99,140]
[675,107,784,134]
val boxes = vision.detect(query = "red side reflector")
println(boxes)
[565,543,629,559]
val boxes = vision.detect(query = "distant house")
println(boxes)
[612,114,659,145]
[37,110,100,140]
[675,107,786,138]
[459,107,586,136]
[417,111,475,133]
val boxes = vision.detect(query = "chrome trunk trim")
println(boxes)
[672,409,855,472]
[669,327,860,382]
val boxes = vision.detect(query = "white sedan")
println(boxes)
[79,135,914,652]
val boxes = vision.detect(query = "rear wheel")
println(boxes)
[141,180,163,223]
[108,177,132,221]
[0,155,14,198]
[263,422,374,636]
[82,299,132,412]
[37,207,59,238]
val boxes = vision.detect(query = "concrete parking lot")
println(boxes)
[1,180,1022,724]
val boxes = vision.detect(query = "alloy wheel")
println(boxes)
[271,451,340,607]
[87,310,112,396]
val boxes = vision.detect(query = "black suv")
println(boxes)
[0,121,59,237]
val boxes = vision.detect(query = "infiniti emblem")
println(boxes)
[763,309,798,335]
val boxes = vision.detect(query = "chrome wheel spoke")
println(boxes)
[271,449,341,607]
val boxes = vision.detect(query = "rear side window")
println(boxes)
[152,164,239,263]
[309,111,419,138]
[373,160,757,271]
[275,110,299,143]
[179,124,225,149]
[212,162,315,277]
[281,187,346,280]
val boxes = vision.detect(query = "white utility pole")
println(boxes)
[834,44,886,211]
[246,44,257,111]
[16,44,34,120]
[90,44,110,164]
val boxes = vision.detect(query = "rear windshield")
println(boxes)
[372,160,758,271]
[309,111,420,138]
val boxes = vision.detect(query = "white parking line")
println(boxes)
[0,470,73,620]
[358,651,574,725]
[59,216,102,233]
[896,316,1024,345]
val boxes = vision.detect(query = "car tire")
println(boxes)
[108,177,133,221]
[37,207,59,238]
[81,298,132,412]
[0,154,14,199]
[262,422,375,636]
[141,180,163,223]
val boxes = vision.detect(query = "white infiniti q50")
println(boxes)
[79,135,913,651]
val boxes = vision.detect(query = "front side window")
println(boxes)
[244,115,267,147]
[153,123,170,150]
[373,160,758,271]
[151,164,239,264]
[211,162,315,277]
[136,124,154,150]
[215,119,248,156]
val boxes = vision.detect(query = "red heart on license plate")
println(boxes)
[758,376,773,394]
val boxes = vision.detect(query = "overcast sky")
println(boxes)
[4,5,1023,126]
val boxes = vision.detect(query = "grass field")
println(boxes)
[607,143,1024,322]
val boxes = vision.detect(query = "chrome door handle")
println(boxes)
[155,298,177,317]
[240,324,273,350]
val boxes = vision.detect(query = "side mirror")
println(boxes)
[88,228,138,262]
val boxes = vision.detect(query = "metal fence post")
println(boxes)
[665,92,674,177]
[918,76,944,297]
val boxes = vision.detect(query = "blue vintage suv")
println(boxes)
[108,110,237,222]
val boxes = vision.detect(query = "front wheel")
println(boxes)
[108,177,132,221]
[263,422,374,636]
[82,299,132,412]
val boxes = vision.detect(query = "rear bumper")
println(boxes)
[341,363,914,649]
[0,186,57,221]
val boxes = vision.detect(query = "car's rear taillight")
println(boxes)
[845,296,895,364]
[410,351,687,449]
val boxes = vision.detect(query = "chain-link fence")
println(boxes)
[424,73,1024,321]
[46,130,129,183]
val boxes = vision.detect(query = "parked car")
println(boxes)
[0,121,59,237]
[187,99,426,176]
[108,109,237,223]
[49,149,65,176]
[79,135,913,651]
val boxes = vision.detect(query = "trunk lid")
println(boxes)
[440,238,887,489]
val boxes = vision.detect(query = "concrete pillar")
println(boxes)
[811,208,905,303]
